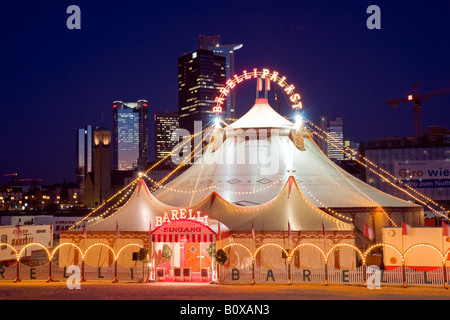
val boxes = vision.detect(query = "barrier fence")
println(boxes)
[0,262,148,282]
[1,241,450,288]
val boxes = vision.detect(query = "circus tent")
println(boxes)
[153,98,424,242]
[61,174,354,269]
[59,97,424,274]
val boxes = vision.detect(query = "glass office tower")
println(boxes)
[113,100,149,170]
[199,35,243,120]
[178,49,226,135]
[155,111,179,160]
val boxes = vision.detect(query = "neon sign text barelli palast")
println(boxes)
[213,68,302,113]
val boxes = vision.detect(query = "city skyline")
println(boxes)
[1,1,449,184]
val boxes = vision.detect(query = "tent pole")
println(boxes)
[47,259,53,282]
[14,260,20,283]
[443,261,448,289]
[288,263,291,285]
[252,260,255,285]
[80,260,86,282]
[363,263,367,287]
[112,260,118,283]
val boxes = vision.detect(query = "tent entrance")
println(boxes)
[150,219,217,282]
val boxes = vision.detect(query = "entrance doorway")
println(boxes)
[185,242,212,272]
[150,219,217,282]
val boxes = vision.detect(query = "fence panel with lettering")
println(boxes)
[327,266,364,285]
[221,266,252,283]
[254,266,289,284]
[405,267,444,286]
[290,267,326,284]
[0,264,17,280]
[378,267,403,286]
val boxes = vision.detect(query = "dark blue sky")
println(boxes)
[1,0,449,184]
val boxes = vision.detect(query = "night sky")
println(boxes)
[1,0,449,184]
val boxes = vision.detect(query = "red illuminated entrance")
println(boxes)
[149,219,217,282]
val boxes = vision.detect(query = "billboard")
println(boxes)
[393,160,450,189]
[0,225,52,263]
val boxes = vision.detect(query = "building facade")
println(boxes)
[113,100,149,171]
[75,125,93,188]
[178,49,226,135]
[198,35,243,120]
[361,128,450,206]
[154,111,179,161]
[327,117,344,161]
[84,126,112,207]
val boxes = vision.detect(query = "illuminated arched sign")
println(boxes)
[213,68,302,113]
[155,209,208,227]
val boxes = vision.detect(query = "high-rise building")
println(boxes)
[154,111,179,160]
[178,49,226,134]
[93,126,111,205]
[84,126,112,206]
[199,35,243,120]
[318,116,328,156]
[112,100,149,171]
[327,117,344,160]
[75,125,93,188]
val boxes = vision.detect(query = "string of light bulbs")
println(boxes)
[305,120,450,221]
[305,129,398,226]
[85,126,215,227]
[68,125,214,230]
[142,174,283,195]
[306,120,449,215]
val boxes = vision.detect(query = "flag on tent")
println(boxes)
[443,221,450,237]
[322,221,326,237]
[257,77,263,91]
[288,177,294,198]
[50,224,53,240]
[15,223,21,238]
[148,221,152,239]
[402,221,412,236]
[82,221,87,238]
[217,221,221,241]
[364,222,374,240]
[265,77,271,91]
[251,221,255,241]
[115,221,120,238]
[287,220,291,241]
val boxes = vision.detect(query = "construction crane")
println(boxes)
[387,82,450,138]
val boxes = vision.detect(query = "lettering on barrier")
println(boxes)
[342,270,350,283]
[266,270,275,282]
[231,269,240,281]
[303,269,311,282]
[30,267,36,280]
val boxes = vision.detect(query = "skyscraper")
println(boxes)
[199,35,243,120]
[84,125,112,206]
[154,111,179,160]
[112,100,149,171]
[327,117,344,161]
[75,125,93,188]
[93,126,111,205]
[178,49,226,134]
[318,116,328,156]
